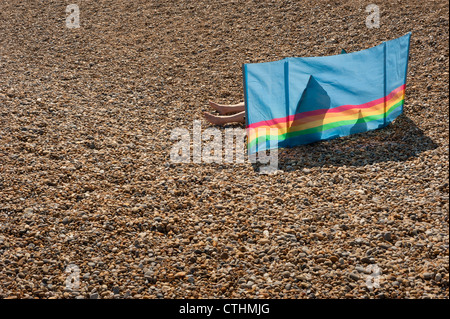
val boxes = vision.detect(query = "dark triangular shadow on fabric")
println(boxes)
[349,110,368,136]
[289,75,331,144]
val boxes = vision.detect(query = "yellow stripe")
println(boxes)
[248,91,404,140]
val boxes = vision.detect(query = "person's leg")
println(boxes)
[204,111,245,125]
[209,101,245,115]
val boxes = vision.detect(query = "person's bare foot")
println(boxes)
[208,101,245,115]
[203,111,245,125]
[204,112,226,125]
[208,101,227,115]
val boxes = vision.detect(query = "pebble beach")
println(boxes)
[0,0,448,299]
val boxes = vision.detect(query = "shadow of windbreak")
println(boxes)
[275,114,438,170]
[288,75,331,144]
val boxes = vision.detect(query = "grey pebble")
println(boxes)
[90,293,99,299]
[349,273,360,281]
[383,232,393,242]
[423,273,434,280]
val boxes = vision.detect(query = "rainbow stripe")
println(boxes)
[247,84,405,149]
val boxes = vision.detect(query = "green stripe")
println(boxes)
[248,99,403,148]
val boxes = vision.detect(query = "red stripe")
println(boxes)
[247,84,406,129]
